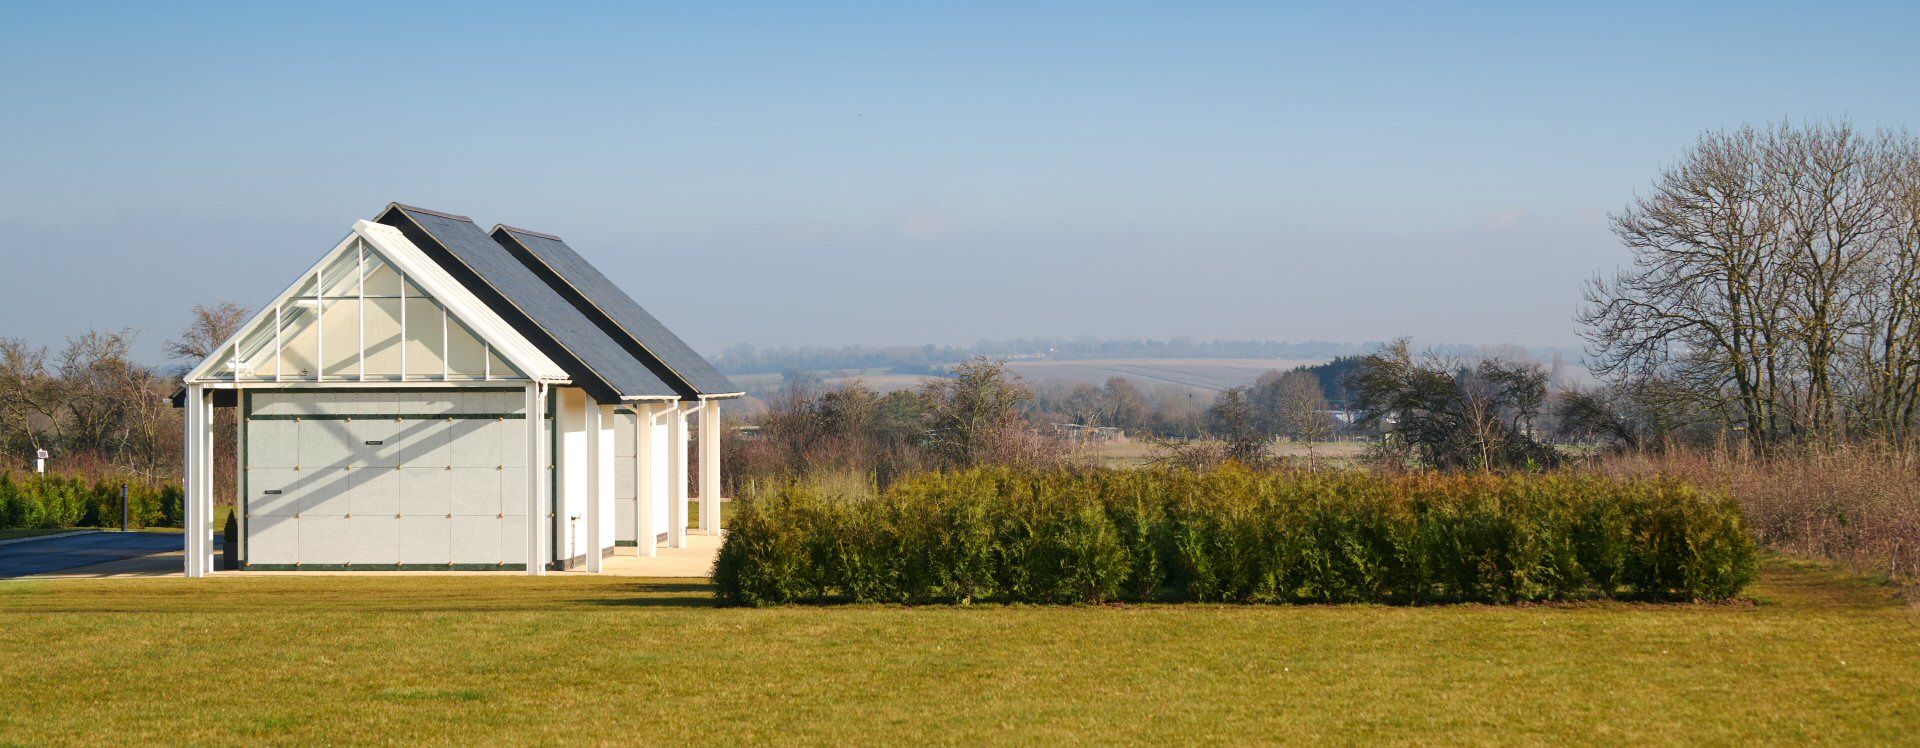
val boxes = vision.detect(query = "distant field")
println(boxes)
[1075,437,1369,469]
[1006,357,1329,392]
[727,357,1330,396]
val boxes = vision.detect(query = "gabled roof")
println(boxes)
[492,226,741,397]
[376,204,682,402]
[181,219,567,386]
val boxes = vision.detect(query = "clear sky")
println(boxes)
[3,1,1917,365]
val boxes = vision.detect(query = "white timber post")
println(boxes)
[234,401,246,565]
[635,402,657,557]
[525,383,547,576]
[584,400,604,573]
[667,401,689,549]
[599,404,616,563]
[700,398,721,535]
[183,383,203,577]
[555,389,583,569]
[201,389,217,575]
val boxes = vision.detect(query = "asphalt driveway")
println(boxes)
[0,532,195,578]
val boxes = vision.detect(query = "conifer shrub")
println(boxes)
[712,466,1759,606]
[0,473,183,530]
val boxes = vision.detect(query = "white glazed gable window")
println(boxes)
[215,238,525,383]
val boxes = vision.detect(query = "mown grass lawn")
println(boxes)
[0,559,1914,746]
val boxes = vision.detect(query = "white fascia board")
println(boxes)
[183,233,358,384]
[355,221,567,383]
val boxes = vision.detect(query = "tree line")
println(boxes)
[713,337,1376,376]
[726,357,1060,492]
[0,303,244,484]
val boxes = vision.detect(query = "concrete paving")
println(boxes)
[591,533,723,578]
[0,531,192,579]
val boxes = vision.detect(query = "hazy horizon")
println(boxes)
[4,2,1918,366]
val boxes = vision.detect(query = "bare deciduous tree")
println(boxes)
[1271,370,1336,471]
[922,357,1047,467]
[1582,121,1920,451]
[165,302,249,374]
[1205,386,1267,465]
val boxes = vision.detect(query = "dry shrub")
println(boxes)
[1597,447,1920,581]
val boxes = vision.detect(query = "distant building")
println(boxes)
[1051,423,1127,444]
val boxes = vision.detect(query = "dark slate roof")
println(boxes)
[492,226,741,396]
[375,204,683,402]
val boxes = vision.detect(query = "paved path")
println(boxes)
[0,532,194,578]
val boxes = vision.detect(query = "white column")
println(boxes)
[234,404,246,565]
[525,383,547,576]
[183,384,203,577]
[635,402,657,557]
[699,399,721,536]
[203,391,216,574]
[667,401,688,549]
[555,388,585,568]
[584,400,604,573]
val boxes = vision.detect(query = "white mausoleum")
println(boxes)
[176,204,741,576]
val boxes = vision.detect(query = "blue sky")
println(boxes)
[3,1,1917,365]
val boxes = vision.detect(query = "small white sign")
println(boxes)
[35,449,48,460]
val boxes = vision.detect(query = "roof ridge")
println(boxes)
[495,224,564,241]
[390,202,473,222]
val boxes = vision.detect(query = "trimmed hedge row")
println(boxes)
[0,474,182,530]
[713,467,1759,605]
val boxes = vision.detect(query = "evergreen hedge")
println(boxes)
[0,474,183,530]
[713,467,1759,606]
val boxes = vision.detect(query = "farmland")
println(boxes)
[727,357,1332,396]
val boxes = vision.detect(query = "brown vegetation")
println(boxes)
[1596,447,1920,583]
[724,357,1063,495]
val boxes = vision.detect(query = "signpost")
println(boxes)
[34,448,48,474]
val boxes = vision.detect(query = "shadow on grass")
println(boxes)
[581,580,721,608]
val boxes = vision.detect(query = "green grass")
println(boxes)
[0,558,1914,745]
[687,499,721,531]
